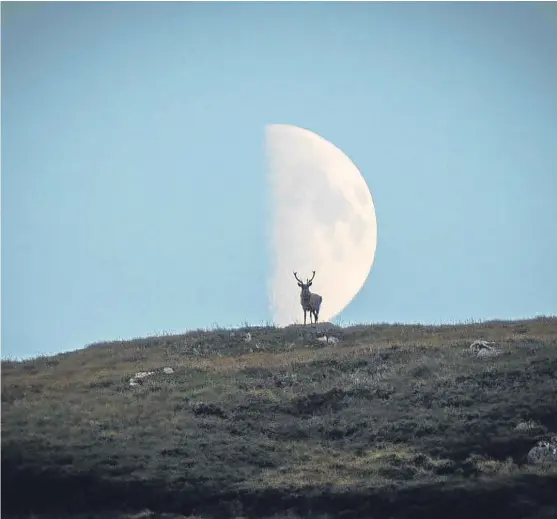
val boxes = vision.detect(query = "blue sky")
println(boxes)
[2,2,556,359]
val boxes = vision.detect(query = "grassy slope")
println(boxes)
[2,317,557,519]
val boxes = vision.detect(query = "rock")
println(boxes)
[317,335,340,345]
[527,436,557,464]
[135,371,154,379]
[130,368,174,387]
[244,332,252,343]
[470,340,493,351]
[470,340,501,357]
[129,371,155,387]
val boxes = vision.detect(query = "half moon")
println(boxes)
[266,123,378,326]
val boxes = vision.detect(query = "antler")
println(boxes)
[307,270,316,283]
[293,271,304,284]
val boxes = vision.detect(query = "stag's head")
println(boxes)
[293,271,316,299]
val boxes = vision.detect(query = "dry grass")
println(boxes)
[253,443,454,488]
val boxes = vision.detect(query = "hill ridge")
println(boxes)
[2,316,557,519]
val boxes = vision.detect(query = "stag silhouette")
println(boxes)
[293,271,323,325]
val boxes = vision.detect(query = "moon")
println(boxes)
[266,123,378,326]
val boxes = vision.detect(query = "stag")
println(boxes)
[293,271,323,325]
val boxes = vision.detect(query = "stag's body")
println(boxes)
[294,271,323,324]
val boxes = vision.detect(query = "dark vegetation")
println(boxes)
[2,317,557,519]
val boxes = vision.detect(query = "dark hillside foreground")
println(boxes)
[2,317,557,519]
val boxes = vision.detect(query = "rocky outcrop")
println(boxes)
[527,436,557,464]
[469,340,501,358]
[129,367,175,387]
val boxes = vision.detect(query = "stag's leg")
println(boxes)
[304,310,307,325]
[314,311,319,323]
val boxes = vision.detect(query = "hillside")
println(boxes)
[2,317,557,519]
